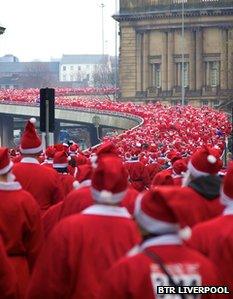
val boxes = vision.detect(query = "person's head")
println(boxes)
[0,147,15,183]
[182,146,222,186]
[134,188,179,237]
[91,155,128,206]
[20,118,43,157]
[53,151,70,173]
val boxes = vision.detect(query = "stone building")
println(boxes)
[114,0,233,107]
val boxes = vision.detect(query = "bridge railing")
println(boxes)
[0,100,144,129]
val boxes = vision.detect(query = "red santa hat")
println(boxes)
[45,146,56,159]
[134,188,179,234]
[53,151,70,168]
[91,155,128,204]
[69,144,79,155]
[187,146,222,178]
[20,118,43,154]
[220,162,233,206]
[172,159,187,175]
[0,147,13,175]
[151,170,174,187]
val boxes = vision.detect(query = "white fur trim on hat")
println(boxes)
[91,187,126,204]
[207,155,217,164]
[187,160,209,178]
[220,188,233,206]
[53,163,68,168]
[0,161,13,175]
[134,194,179,234]
[20,143,43,154]
[29,117,36,124]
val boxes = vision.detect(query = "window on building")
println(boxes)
[201,100,209,106]
[205,61,219,87]
[78,66,81,71]
[63,66,66,71]
[176,62,189,87]
[63,74,67,81]
[70,75,74,81]
[213,99,220,107]
[151,64,161,88]
[86,65,90,70]
[210,62,219,87]
[70,65,74,71]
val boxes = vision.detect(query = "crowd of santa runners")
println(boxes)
[0,96,232,298]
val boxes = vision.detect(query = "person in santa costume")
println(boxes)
[13,118,64,213]
[27,155,140,299]
[41,146,56,168]
[0,236,18,299]
[42,153,139,238]
[53,151,75,196]
[0,147,43,299]
[98,188,221,299]
[171,158,187,186]
[168,146,224,230]
[125,148,150,191]
[188,162,233,297]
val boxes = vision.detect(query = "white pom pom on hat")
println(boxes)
[207,155,217,164]
[99,190,113,202]
[29,117,36,124]
[73,181,80,190]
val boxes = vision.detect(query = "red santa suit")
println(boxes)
[0,236,18,299]
[27,205,141,299]
[99,235,221,299]
[13,118,64,212]
[0,181,43,298]
[13,157,64,212]
[188,163,233,296]
[168,147,224,230]
[0,147,43,298]
[125,158,150,191]
[98,187,221,299]
[42,185,138,238]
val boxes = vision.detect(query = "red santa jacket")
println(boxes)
[125,160,150,191]
[145,162,161,185]
[13,157,64,212]
[99,235,221,299]
[42,186,139,238]
[0,181,43,299]
[57,172,75,197]
[0,236,17,299]
[188,206,233,297]
[27,205,141,299]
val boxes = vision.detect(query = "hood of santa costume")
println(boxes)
[188,175,221,200]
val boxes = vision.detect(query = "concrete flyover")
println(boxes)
[0,102,144,146]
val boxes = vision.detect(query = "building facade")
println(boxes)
[59,54,111,87]
[114,0,233,107]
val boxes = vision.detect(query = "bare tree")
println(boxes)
[22,62,56,88]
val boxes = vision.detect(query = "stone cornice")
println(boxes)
[134,22,233,33]
[113,7,233,22]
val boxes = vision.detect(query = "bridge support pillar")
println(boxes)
[54,120,61,144]
[88,124,99,146]
[0,115,14,147]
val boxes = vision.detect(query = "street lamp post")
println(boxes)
[181,0,185,106]
[114,0,118,101]
[100,3,105,60]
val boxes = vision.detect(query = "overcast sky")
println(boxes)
[0,0,118,61]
